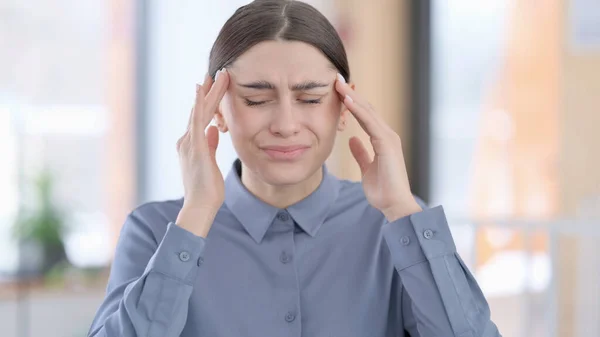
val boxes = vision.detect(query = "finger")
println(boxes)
[176,127,192,150]
[206,68,227,101]
[192,73,214,129]
[176,134,185,151]
[202,72,213,96]
[349,136,371,175]
[342,93,383,139]
[335,76,384,139]
[191,83,206,133]
[205,68,230,122]
[335,74,374,111]
[206,125,220,162]
[185,107,194,132]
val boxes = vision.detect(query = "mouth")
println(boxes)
[260,145,310,161]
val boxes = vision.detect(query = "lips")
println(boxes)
[261,145,310,160]
[261,145,310,152]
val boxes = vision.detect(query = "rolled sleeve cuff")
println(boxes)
[383,205,456,271]
[145,222,207,284]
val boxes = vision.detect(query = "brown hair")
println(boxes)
[209,0,350,82]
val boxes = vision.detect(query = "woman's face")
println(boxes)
[216,40,349,186]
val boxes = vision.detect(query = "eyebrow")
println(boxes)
[238,80,329,91]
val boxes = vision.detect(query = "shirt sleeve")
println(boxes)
[382,205,501,337]
[87,210,207,337]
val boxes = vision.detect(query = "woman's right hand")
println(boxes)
[175,69,230,237]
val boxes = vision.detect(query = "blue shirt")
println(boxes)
[88,159,501,337]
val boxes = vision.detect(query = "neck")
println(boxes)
[240,163,324,209]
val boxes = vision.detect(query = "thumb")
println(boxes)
[206,125,220,162]
[349,136,371,175]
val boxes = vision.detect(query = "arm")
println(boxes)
[88,68,230,337]
[87,210,207,337]
[382,206,501,337]
[332,72,500,336]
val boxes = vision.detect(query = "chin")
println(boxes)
[256,159,321,186]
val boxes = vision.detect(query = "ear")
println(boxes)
[213,104,229,133]
[337,82,356,131]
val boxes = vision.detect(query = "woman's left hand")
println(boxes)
[335,74,422,221]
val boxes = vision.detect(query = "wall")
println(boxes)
[328,0,411,180]
[558,1,600,336]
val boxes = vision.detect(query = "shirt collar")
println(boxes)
[224,159,340,244]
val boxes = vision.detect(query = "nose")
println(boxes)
[269,100,300,137]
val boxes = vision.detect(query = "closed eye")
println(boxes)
[244,98,269,106]
[301,98,322,104]
[244,98,323,106]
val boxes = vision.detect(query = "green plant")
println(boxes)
[13,169,69,274]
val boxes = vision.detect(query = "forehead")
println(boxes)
[229,40,335,78]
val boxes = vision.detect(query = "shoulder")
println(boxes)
[119,197,185,244]
[130,197,185,225]
[335,179,428,210]
[337,179,365,200]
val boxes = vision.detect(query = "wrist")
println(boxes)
[382,200,422,222]
[176,204,220,238]
[183,196,223,210]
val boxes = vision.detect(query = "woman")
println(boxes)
[88,1,501,336]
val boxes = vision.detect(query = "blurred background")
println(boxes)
[1,0,599,336]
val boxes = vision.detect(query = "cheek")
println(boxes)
[323,95,343,117]
[303,104,341,134]
[318,99,343,124]
[225,100,266,136]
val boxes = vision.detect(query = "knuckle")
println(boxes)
[176,134,189,150]
[388,132,401,144]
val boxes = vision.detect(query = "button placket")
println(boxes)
[279,216,298,328]
[280,251,292,264]
[423,229,434,240]
[285,311,296,322]
[178,251,191,262]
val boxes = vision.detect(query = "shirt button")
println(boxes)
[280,251,292,264]
[179,251,191,262]
[285,311,296,322]
[400,236,410,246]
[276,212,290,222]
[197,257,204,266]
[423,229,434,240]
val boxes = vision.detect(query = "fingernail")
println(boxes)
[345,94,353,103]
[216,68,227,81]
[337,73,346,84]
[196,83,201,92]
